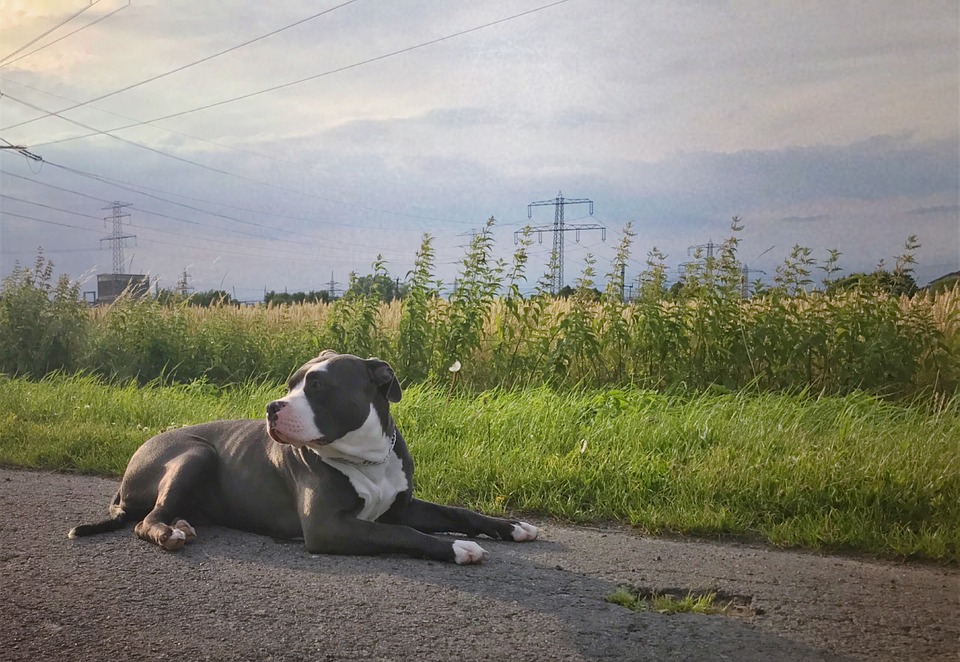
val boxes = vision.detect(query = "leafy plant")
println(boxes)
[328,256,390,359]
[432,217,504,385]
[0,251,88,377]
[398,234,438,382]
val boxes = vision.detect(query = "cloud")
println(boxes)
[622,134,958,210]
[905,205,960,216]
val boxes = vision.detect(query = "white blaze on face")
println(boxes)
[272,362,329,445]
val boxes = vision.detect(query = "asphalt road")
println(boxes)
[0,468,956,661]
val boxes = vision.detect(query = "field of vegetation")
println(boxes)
[0,220,957,561]
[1,220,957,397]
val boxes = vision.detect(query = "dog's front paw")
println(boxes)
[172,519,197,541]
[510,521,539,542]
[453,540,489,565]
[160,527,187,551]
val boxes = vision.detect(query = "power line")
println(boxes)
[0,3,575,229]
[32,162,448,232]
[20,0,574,138]
[0,2,130,69]
[0,192,101,219]
[3,94,472,226]
[0,173,399,256]
[0,168,316,242]
[0,0,103,66]
[0,75,306,168]
[0,136,42,163]
[1,0,360,130]
[2,164,427,253]
[0,209,102,233]
[0,207,385,265]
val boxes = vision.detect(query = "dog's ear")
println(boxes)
[366,358,402,403]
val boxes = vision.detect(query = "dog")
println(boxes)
[69,350,538,564]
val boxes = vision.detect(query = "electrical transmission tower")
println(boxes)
[518,191,605,294]
[327,271,340,300]
[739,264,766,297]
[100,202,135,274]
[688,240,719,261]
[176,269,193,297]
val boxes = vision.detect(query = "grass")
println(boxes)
[606,587,732,616]
[2,373,957,562]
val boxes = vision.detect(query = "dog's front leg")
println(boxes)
[302,515,489,564]
[387,498,539,542]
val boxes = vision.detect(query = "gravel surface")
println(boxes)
[0,468,956,661]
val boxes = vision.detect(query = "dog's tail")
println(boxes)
[68,491,131,538]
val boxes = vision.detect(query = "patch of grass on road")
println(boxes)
[1,374,957,561]
[606,587,733,616]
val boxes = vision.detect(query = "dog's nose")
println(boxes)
[266,401,286,422]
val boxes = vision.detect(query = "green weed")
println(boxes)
[606,587,736,616]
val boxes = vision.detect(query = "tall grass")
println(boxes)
[0,223,956,397]
[1,373,956,560]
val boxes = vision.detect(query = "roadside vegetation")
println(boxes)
[0,220,957,561]
[0,374,957,561]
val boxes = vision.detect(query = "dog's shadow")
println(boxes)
[158,523,836,661]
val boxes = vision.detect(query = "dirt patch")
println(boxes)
[0,468,956,661]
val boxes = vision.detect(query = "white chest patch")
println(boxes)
[323,452,408,521]
[308,404,409,521]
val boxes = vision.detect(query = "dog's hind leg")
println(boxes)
[132,446,216,551]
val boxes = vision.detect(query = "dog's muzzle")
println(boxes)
[265,400,328,446]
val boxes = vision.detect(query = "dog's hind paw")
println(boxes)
[510,522,538,542]
[453,540,489,565]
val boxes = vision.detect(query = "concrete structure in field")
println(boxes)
[96,273,150,305]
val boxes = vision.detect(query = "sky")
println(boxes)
[0,0,957,301]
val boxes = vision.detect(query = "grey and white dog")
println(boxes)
[70,351,537,564]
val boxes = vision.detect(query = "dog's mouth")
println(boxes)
[267,425,329,447]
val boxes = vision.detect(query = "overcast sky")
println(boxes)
[1,0,957,300]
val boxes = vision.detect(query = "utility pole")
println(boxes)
[100,201,134,274]
[740,264,766,297]
[518,191,605,294]
[327,271,340,300]
[176,269,193,297]
[688,240,719,261]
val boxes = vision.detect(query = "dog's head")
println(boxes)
[266,351,401,454]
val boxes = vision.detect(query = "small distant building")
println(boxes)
[96,273,150,305]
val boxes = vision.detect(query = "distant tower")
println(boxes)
[176,269,193,297]
[100,202,134,274]
[688,240,718,261]
[519,191,605,294]
[327,271,340,299]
